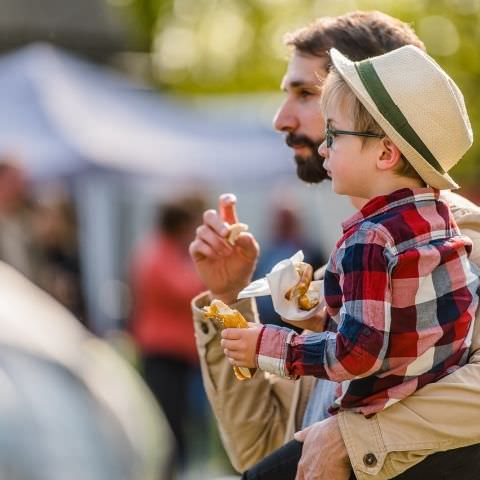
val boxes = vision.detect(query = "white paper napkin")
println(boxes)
[237,251,324,321]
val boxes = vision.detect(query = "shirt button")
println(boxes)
[363,453,377,467]
[200,321,209,334]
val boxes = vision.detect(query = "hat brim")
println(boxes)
[329,48,458,190]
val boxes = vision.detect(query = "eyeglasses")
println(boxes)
[325,123,384,148]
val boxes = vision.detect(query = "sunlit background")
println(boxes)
[0,0,478,478]
[110,0,480,180]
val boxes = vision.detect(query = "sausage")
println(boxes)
[285,262,319,311]
[219,193,248,245]
[298,290,320,311]
[284,262,313,300]
[219,193,238,224]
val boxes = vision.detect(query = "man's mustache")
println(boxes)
[285,133,319,150]
[284,132,329,183]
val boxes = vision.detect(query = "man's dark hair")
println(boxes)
[285,10,425,61]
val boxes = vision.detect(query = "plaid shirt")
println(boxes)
[257,188,479,415]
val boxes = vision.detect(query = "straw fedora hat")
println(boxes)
[329,45,473,190]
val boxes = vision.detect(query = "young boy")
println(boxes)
[221,45,479,478]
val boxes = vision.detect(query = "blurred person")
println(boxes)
[0,159,41,281]
[255,205,325,327]
[0,260,171,480]
[130,196,206,479]
[33,190,86,326]
[189,11,480,480]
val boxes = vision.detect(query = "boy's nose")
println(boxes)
[318,139,328,157]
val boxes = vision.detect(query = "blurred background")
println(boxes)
[0,0,479,478]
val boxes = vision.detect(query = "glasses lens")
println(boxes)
[326,131,333,148]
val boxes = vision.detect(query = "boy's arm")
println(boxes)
[256,235,391,381]
[192,291,300,472]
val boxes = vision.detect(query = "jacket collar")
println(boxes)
[342,187,439,233]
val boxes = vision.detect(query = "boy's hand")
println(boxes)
[189,193,259,305]
[221,322,263,369]
[294,416,351,480]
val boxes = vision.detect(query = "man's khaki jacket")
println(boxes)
[192,191,480,480]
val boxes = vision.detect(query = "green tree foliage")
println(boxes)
[111,0,480,185]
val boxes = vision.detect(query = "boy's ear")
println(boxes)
[376,137,402,171]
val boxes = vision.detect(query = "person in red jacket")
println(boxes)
[130,196,205,479]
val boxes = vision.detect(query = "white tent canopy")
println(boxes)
[0,43,305,333]
[0,43,291,182]
[0,43,353,334]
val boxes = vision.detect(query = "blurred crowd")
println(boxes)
[0,154,327,479]
[129,195,208,479]
[128,193,327,478]
[0,158,85,323]
[0,157,173,480]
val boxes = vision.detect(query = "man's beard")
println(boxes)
[286,133,329,183]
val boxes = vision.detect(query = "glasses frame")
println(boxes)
[325,123,384,148]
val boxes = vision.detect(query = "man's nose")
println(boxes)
[273,101,298,133]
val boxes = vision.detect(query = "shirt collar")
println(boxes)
[342,187,440,233]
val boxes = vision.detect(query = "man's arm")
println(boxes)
[193,291,306,472]
[190,194,311,471]
[253,233,392,383]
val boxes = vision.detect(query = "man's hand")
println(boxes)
[221,322,263,369]
[281,306,327,333]
[294,416,351,480]
[189,193,259,305]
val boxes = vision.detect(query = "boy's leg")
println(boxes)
[241,440,303,480]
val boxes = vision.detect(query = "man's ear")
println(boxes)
[376,137,402,171]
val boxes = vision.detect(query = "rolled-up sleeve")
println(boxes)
[256,235,392,383]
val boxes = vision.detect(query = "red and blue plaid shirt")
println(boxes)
[257,188,479,415]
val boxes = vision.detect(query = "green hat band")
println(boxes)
[354,59,445,174]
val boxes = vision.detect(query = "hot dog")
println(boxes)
[284,262,319,311]
[219,193,238,224]
[203,299,252,380]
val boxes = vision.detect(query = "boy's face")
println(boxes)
[319,101,380,199]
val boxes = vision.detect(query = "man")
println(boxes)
[190,11,480,480]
